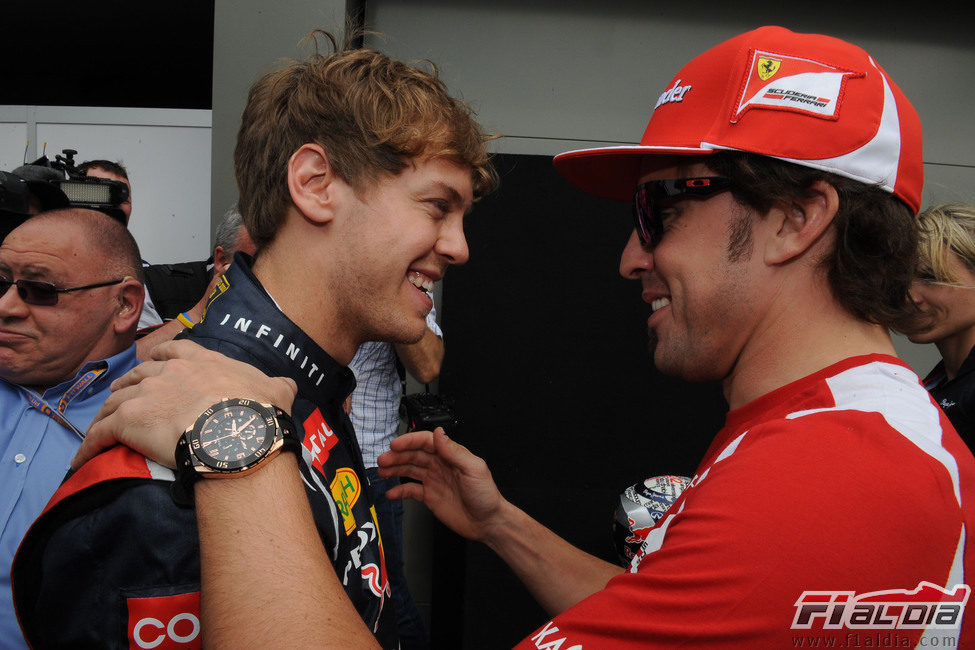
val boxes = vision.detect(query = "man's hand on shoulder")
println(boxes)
[74,339,297,470]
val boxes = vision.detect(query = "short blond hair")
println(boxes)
[234,31,498,249]
[916,202,975,284]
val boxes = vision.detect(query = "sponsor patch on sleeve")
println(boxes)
[734,49,863,122]
[330,467,361,534]
[302,408,339,473]
[126,591,201,649]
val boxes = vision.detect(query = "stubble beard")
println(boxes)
[364,289,429,346]
[648,335,685,378]
[647,326,659,358]
[646,326,683,378]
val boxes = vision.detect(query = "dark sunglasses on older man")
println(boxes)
[632,176,732,246]
[0,276,126,306]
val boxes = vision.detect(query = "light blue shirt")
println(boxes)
[349,304,441,467]
[0,344,139,648]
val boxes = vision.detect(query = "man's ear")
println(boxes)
[212,245,231,276]
[763,180,839,265]
[287,143,340,224]
[114,280,145,334]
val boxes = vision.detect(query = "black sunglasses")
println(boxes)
[632,177,732,246]
[0,277,126,306]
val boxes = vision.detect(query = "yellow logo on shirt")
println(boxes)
[331,468,361,534]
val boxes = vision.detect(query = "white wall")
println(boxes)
[0,106,212,264]
[0,117,27,172]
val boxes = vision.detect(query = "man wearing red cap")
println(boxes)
[70,26,975,647]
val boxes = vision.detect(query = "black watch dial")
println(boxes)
[190,401,276,471]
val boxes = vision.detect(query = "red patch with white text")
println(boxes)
[303,408,338,473]
[733,48,862,122]
[126,592,201,649]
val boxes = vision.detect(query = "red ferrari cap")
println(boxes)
[553,26,923,213]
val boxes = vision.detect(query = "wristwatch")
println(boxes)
[172,397,302,506]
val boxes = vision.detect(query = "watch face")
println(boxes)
[190,401,276,471]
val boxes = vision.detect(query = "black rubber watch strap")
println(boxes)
[171,435,199,508]
[170,405,302,508]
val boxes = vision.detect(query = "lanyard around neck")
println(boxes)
[23,364,108,439]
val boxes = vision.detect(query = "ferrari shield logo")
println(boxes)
[757,57,781,81]
[734,49,858,122]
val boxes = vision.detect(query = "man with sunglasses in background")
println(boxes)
[64,26,975,647]
[0,208,143,648]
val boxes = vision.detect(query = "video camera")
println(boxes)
[400,391,460,435]
[14,148,129,224]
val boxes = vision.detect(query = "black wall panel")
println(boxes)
[437,153,728,648]
[1,1,214,109]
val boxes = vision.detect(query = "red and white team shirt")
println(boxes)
[516,355,975,649]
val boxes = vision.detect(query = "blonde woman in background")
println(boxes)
[908,202,975,449]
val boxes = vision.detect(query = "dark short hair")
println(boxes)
[78,159,129,182]
[704,151,920,331]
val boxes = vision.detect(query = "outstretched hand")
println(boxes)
[377,428,506,544]
[73,339,297,470]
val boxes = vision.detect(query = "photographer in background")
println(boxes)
[12,151,129,227]
[905,202,975,449]
[349,300,444,649]
[77,160,132,225]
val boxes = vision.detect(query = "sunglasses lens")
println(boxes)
[632,177,732,247]
[632,186,657,246]
[21,280,59,306]
[0,277,59,305]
